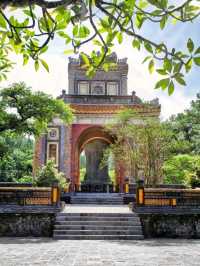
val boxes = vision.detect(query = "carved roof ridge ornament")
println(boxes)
[68,53,127,65]
[149,98,160,106]
[131,91,160,107]
[70,103,161,115]
[131,90,142,104]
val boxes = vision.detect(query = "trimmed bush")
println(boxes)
[35,161,67,188]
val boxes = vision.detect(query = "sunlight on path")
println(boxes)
[62,205,132,214]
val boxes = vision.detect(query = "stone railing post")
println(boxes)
[136,179,144,206]
[124,177,129,194]
[106,183,109,193]
[51,181,60,206]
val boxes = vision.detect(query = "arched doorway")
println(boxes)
[70,125,124,192]
[80,138,116,192]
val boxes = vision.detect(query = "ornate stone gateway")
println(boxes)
[33,53,161,193]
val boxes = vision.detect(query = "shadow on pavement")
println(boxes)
[0,237,57,244]
[105,238,200,247]
[0,237,200,246]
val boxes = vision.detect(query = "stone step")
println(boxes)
[57,213,137,217]
[54,225,142,230]
[71,202,122,206]
[71,196,123,199]
[73,193,122,197]
[53,207,144,240]
[70,200,124,205]
[71,202,123,205]
[56,216,140,222]
[70,196,124,205]
[71,200,123,202]
[71,198,123,200]
[55,220,141,226]
[53,234,144,240]
[54,229,143,235]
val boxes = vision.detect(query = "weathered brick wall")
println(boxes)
[140,214,200,238]
[0,213,55,237]
[59,125,71,178]
[32,136,46,175]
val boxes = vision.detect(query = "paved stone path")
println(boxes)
[0,238,200,266]
[62,205,132,213]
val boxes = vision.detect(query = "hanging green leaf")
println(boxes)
[64,49,74,55]
[160,15,167,29]
[80,52,90,66]
[117,32,123,44]
[142,55,151,64]
[148,59,155,74]
[174,74,186,86]
[194,57,200,66]
[23,54,29,66]
[39,59,49,72]
[163,58,172,73]
[79,26,90,38]
[185,58,193,73]
[155,78,170,90]
[194,47,200,55]
[144,42,153,53]
[34,60,39,71]
[187,38,194,53]
[0,14,7,29]
[135,13,145,29]
[168,81,174,95]
[156,69,168,75]
[73,25,79,36]
[132,39,141,50]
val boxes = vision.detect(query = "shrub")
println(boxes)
[163,154,200,186]
[189,168,200,188]
[17,175,33,184]
[35,160,67,188]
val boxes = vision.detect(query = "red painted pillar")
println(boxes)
[116,162,125,193]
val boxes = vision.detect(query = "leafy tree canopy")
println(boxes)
[104,109,172,185]
[163,154,200,186]
[0,1,200,94]
[0,132,33,182]
[0,82,73,135]
[166,93,200,155]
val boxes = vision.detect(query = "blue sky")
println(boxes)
[1,6,199,120]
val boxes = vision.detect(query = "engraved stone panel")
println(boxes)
[91,81,105,95]
[47,142,59,166]
[78,81,89,95]
[47,128,59,141]
[107,82,118,95]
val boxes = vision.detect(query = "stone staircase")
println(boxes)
[53,211,144,240]
[70,193,124,205]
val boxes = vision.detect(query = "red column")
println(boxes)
[116,163,125,193]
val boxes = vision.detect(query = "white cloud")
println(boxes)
[126,49,194,119]
[1,53,68,98]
